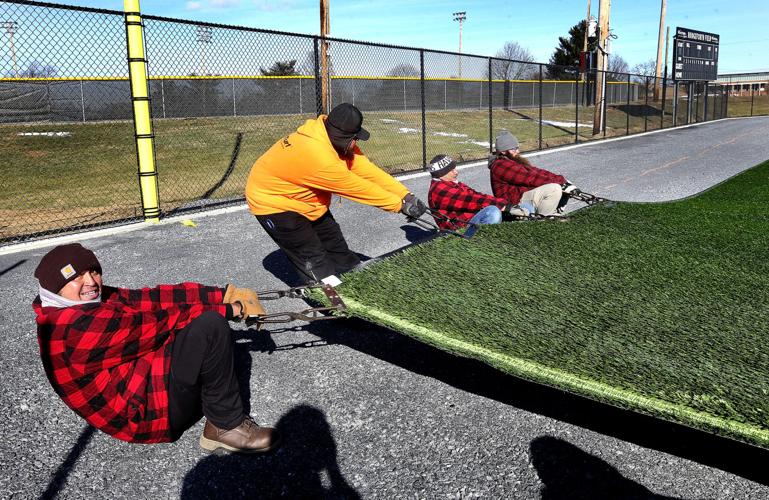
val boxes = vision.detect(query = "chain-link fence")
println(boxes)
[0,0,749,244]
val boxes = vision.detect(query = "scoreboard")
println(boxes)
[673,27,720,81]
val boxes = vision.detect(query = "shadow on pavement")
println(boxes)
[180,404,360,499]
[40,425,96,500]
[261,249,303,287]
[399,224,435,244]
[0,259,26,278]
[530,435,679,500]
[308,317,769,486]
[261,249,376,287]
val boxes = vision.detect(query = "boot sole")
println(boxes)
[199,434,281,454]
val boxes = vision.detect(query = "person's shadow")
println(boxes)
[399,224,435,244]
[261,249,380,287]
[530,436,680,500]
[180,404,360,499]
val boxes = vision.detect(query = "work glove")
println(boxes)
[223,284,266,318]
[562,181,582,196]
[401,193,428,219]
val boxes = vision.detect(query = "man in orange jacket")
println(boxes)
[246,103,427,283]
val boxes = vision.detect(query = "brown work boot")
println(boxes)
[199,416,280,454]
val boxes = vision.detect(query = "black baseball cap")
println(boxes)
[326,103,370,141]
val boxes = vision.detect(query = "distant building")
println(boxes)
[716,71,768,96]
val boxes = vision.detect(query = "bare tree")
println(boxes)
[386,63,420,78]
[491,41,536,80]
[20,61,57,78]
[606,54,629,81]
[630,59,658,89]
[631,59,657,77]
[260,59,298,76]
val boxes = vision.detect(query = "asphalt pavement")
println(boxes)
[2,116,769,499]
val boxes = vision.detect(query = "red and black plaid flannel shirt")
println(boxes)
[489,156,566,204]
[428,179,509,230]
[33,282,227,443]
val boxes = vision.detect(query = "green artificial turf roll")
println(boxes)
[330,160,769,448]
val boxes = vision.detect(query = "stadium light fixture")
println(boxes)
[452,11,466,78]
[1,20,18,77]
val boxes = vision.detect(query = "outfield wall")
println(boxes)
[0,77,639,124]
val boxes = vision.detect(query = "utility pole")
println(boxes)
[582,0,591,78]
[658,26,670,78]
[320,0,330,114]
[453,11,466,78]
[1,21,18,77]
[653,0,666,100]
[592,0,610,135]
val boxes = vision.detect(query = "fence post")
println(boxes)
[703,83,709,121]
[313,37,322,116]
[403,78,407,111]
[538,64,542,150]
[673,83,678,126]
[574,71,579,143]
[46,80,52,120]
[232,78,236,117]
[420,50,426,169]
[602,72,607,138]
[750,86,754,116]
[160,79,166,119]
[626,73,630,135]
[444,79,447,110]
[488,58,492,153]
[552,81,556,107]
[660,74,666,129]
[644,77,649,132]
[531,81,535,108]
[124,0,160,222]
[80,80,86,122]
[694,83,699,122]
[299,78,303,114]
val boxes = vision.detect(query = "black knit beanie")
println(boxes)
[34,243,102,293]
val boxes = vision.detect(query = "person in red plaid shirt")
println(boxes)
[488,130,581,215]
[32,243,280,454]
[427,154,531,235]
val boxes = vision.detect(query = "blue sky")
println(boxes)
[20,1,769,73]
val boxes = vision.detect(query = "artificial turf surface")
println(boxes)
[329,160,769,448]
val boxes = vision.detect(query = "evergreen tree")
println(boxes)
[260,60,298,76]
[547,21,594,79]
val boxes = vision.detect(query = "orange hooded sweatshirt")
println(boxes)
[245,115,409,221]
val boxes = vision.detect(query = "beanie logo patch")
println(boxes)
[60,264,76,279]
[430,156,454,172]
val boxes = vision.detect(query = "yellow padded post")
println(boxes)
[124,0,160,222]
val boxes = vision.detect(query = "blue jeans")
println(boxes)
[465,206,502,237]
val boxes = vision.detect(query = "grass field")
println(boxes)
[327,160,769,448]
[0,97,759,241]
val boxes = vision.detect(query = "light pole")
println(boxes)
[452,11,466,78]
[196,25,212,76]
[320,0,330,114]
[1,21,18,77]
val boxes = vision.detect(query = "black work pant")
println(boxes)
[168,311,244,440]
[256,210,360,284]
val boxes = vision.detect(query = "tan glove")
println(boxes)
[223,285,266,318]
